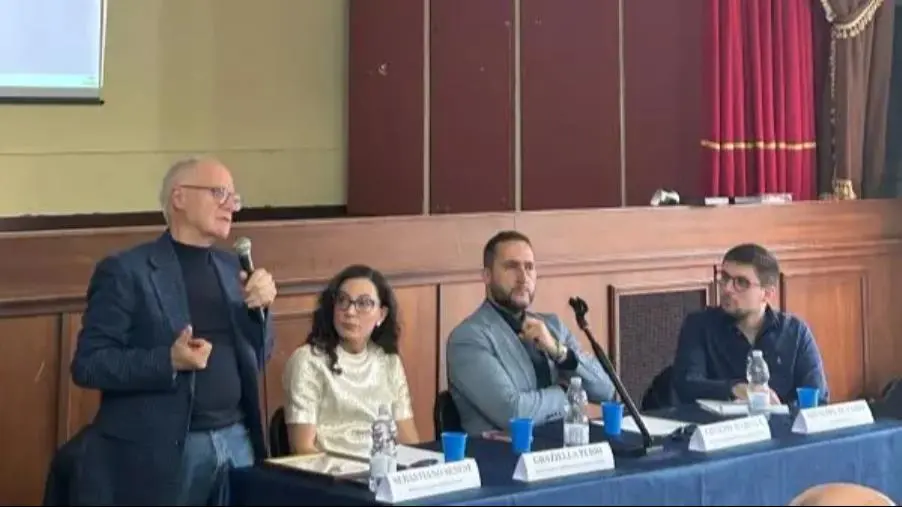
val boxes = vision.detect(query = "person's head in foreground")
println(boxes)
[789,483,894,506]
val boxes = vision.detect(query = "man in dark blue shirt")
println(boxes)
[672,243,829,405]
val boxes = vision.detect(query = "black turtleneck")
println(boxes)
[171,238,243,431]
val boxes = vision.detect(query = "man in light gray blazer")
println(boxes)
[446,230,616,435]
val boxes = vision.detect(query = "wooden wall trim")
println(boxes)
[1,200,900,307]
[0,205,346,233]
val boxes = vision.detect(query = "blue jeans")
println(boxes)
[178,422,254,506]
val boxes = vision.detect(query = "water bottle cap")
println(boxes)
[751,350,763,358]
[570,376,582,386]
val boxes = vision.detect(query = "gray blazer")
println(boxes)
[446,300,616,435]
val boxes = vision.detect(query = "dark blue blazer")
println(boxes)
[69,232,274,506]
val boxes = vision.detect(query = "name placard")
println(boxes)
[375,458,481,504]
[688,415,771,453]
[512,442,615,483]
[791,400,875,435]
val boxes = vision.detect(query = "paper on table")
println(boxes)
[697,399,790,416]
[396,444,445,467]
[591,414,691,437]
[266,453,370,477]
[322,444,444,468]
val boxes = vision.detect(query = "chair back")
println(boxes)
[269,407,291,458]
[433,390,462,435]
[641,365,676,411]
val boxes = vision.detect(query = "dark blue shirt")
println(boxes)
[672,306,829,405]
[171,238,244,431]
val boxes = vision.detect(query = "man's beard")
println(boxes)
[721,302,751,322]
[490,283,533,313]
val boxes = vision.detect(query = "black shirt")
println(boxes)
[171,239,244,431]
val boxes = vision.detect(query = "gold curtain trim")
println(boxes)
[820,0,885,39]
[700,140,817,151]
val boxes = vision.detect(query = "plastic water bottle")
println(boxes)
[746,350,771,416]
[563,377,590,447]
[369,404,398,492]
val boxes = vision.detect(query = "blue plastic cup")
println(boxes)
[603,401,624,436]
[441,431,467,462]
[509,417,534,454]
[797,387,820,409]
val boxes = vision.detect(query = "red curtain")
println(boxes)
[703,0,817,201]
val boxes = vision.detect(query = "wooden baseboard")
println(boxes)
[0,205,347,232]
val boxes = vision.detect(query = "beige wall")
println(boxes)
[0,0,347,216]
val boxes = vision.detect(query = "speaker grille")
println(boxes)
[617,289,707,405]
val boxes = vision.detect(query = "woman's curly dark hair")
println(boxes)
[308,264,401,375]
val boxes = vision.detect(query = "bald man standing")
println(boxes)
[70,157,277,505]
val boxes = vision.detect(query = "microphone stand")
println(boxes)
[568,297,664,458]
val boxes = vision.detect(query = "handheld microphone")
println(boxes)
[233,237,265,323]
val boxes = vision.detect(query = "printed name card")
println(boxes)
[791,400,875,435]
[688,415,771,453]
[375,458,481,504]
[512,442,615,483]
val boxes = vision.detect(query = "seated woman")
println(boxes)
[282,264,420,457]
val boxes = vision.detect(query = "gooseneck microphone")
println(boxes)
[568,296,664,457]
[233,237,265,323]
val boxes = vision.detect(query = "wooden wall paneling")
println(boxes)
[393,285,439,441]
[265,294,319,426]
[57,312,76,445]
[0,201,898,306]
[58,312,99,444]
[346,0,425,216]
[436,281,486,392]
[0,315,62,506]
[1,201,902,506]
[530,273,608,356]
[859,254,902,395]
[244,213,516,290]
[265,311,314,425]
[781,266,867,401]
[622,0,706,205]
[519,0,622,209]
[429,0,516,214]
[512,201,902,266]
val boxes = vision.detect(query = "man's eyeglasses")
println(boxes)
[180,185,242,211]
[336,293,379,314]
[717,272,759,292]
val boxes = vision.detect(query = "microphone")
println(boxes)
[568,296,664,457]
[233,237,265,323]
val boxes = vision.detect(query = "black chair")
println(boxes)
[641,365,676,412]
[43,425,93,506]
[269,407,291,458]
[433,390,462,435]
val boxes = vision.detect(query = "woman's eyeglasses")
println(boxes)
[336,293,379,313]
